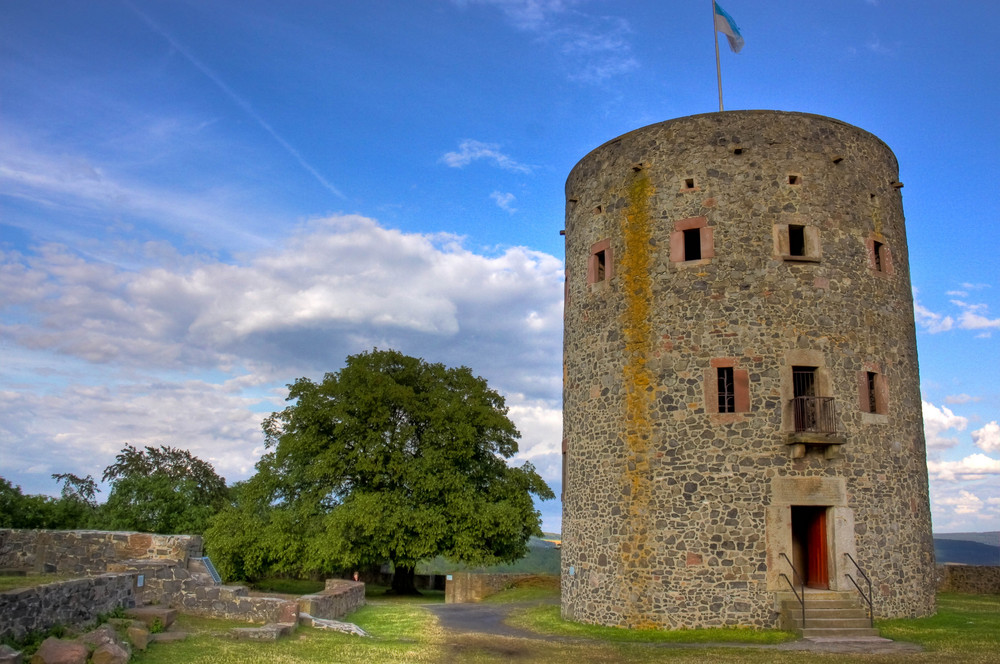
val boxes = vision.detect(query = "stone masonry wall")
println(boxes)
[298,579,366,619]
[561,111,935,629]
[105,560,298,623]
[0,574,136,641]
[937,565,1000,595]
[0,529,201,574]
[445,573,531,603]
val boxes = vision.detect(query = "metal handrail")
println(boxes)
[779,552,805,628]
[843,552,874,627]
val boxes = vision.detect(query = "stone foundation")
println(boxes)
[445,573,531,603]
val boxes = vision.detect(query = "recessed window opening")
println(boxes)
[788,175,800,185]
[593,205,603,214]
[873,241,884,272]
[788,225,806,257]
[733,147,743,155]
[717,367,735,413]
[866,372,878,413]
[595,249,607,281]
[684,178,696,189]
[792,366,817,398]
[683,228,702,261]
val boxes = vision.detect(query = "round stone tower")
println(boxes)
[561,111,935,629]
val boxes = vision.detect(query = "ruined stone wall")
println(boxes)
[0,529,201,574]
[445,573,532,603]
[298,579,366,619]
[561,111,935,629]
[937,565,1000,594]
[0,574,136,641]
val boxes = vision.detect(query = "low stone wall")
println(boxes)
[937,564,1000,594]
[445,573,531,603]
[0,573,136,641]
[298,579,365,620]
[106,559,297,623]
[0,529,201,574]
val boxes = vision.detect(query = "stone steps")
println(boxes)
[777,591,878,639]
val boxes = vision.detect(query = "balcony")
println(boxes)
[787,396,844,457]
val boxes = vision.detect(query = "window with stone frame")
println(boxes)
[858,368,888,415]
[774,222,821,262]
[670,216,714,264]
[588,238,613,284]
[706,360,749,414]
[866,236,893,275]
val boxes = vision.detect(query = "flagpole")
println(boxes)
[713,0,724,112]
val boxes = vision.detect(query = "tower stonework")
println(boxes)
[561,111,935,628]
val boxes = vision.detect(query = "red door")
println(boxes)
[791,505,830,589]
[805,508,829,588]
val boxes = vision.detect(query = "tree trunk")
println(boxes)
[389,563,420,595]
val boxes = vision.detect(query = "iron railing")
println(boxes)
[792,396,838,434]
[779,552,805,628]
[843,552,874,627]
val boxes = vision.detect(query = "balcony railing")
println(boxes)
[792,396,838,434]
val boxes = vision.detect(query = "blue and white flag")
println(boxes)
[714,2,744,53]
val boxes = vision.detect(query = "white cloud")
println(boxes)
[936,489,983,516]
[491,191,518,213]
[972,422,1000,454]
[913,299,954,333]
[927,454,1000,482]
[0,214,566,494]
[944,393,981,405]
[440,140,533,174]
[922,400,968,450]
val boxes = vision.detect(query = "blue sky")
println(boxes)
[1,0,998,535]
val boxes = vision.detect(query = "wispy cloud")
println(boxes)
[123,1,344,199]
[440,140,533,173]
[945,393,982,405]
[449,0,638,83]
[491,191,518,213]
[928,454,1000,482]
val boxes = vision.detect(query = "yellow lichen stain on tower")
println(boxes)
[618,170,658,628]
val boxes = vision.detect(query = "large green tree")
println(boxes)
[100,444,228,534]
[207,349,553,592]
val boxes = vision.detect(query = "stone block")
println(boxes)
[125,606,177,629]
[0,644,22,664]
[126,625,150,651]
[28,638,87,664]
[90,643,129,664]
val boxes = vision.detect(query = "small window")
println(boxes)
[588,239,612,285]
[717,367,735,413]
[859,369,887,415]
[683,228,702,261]
[788,174,800,185]
[683,177,696,190]
[867,237,892,275]
[788,225,806,257]
[872,241,884,272]
[706,360,749,414]
[670,217,714,264]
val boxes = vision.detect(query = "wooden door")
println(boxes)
[805,507,829,588]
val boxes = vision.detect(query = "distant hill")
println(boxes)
[934,531,999,547]
[933,535,1000,566]
[417,536,560,575]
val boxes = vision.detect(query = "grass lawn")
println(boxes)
[0,574,78,592]
[123,591,999,664]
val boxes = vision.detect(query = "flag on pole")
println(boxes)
[714,2,744,53]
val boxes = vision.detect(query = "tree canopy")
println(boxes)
[206,349,554,591]
[101,444,228,534]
